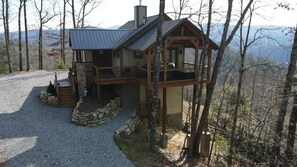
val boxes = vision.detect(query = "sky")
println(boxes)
[3,0,297,33]
[89,0,297,29]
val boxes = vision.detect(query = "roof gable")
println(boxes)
[127,19,184,51]
[114,14,172,49]
[126,19,219,51]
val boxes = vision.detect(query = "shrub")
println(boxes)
[46,81,56,95]
[55,60,71,69]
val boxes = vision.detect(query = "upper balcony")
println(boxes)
[92,63,210,88]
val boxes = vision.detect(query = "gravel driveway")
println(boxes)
[0,70,134,167]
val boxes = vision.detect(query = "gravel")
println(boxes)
[0,70,134,167]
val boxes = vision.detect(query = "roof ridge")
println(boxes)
[69,28,130,31]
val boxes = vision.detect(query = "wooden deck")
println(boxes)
[92,65,209,87]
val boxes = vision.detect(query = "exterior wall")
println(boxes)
[113,51,121,67]
[122,49,146,67]
[121,84,139,107]
[157,86,183,128]
[84,50,92,62]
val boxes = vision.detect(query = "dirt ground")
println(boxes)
[114,118,223,167]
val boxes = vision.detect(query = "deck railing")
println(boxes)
[92,65,135,81]
[92,64,209,84]
[136,67,196,82]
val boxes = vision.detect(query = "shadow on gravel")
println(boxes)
[0,86,134,167]
[0,86,73,166]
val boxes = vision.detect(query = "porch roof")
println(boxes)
[69,29,130,50]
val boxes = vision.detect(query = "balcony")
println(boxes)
[92,65,136,85]
[92,63,209,87]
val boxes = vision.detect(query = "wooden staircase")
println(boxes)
[57,84,76,107]
[55,72,77,107]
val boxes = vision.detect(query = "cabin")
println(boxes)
[66,5,218,128]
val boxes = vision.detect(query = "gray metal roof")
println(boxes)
[69,29,130,50]
[127,19,185,51]
[118,15,158,30]
[114,15,159,49]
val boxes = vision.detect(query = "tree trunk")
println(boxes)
[81,1,86,28]
[2,0,12,73]
[18,0,23,71]
[196,0,233,155]
[208,56,237,165]
[191,0,213,156]
[24,0,29,71]
[150,0,165,152]
[38,24,43,70]
[71,0,76,28]
[38,0,43,70]
[62,0,66,64]
[193,0,254,161]
[270,26,297,167]
[285,93,297,166]
[228,5,253,166]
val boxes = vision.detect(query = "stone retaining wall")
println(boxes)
[40,89,58,105]
[72,97,121,127]
[115,112,142,136]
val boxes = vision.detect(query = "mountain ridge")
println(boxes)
[0,25,293,62]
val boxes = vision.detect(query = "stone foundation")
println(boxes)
[115,112,142,136]
[40,89,58,105]
[72,97,121,127]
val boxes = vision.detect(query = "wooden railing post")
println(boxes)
[96,66,99,81]
[207,49,212,82]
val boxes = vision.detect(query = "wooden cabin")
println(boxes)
[68,5,218,128]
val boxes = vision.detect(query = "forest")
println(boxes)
[1,0,296,166]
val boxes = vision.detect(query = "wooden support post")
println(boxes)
[96,84,101,101]
[147,88,152,128]
[163,40,167,83]
[207,49,212,82]
[147,51,152,84]
[160,87,168,148]
[194,46,199,81]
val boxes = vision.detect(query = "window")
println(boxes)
[134,51,144,59]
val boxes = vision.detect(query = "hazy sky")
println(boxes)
[93,0,297,28]
[4,0,297,32]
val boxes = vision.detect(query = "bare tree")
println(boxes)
[69,0,76,28]
[270,3,297,166]
[285,91,297,166]
[24,0,29,71]
[32,0,58,70]
[189,0,213,157]
[150,0,165,152]
[76,0,101,28]
[1,0,12,73]
[228,2,255,165]
[62,0,67,64]
[18,0,24,71]
[192,0,255,159]
[172,0,190,19]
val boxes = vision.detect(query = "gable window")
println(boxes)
[134,51,144,59]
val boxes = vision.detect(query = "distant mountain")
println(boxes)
[0,25,293,62]
[209,24,293,62]
[0,29,63,47]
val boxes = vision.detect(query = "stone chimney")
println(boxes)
[134,5,147,28]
